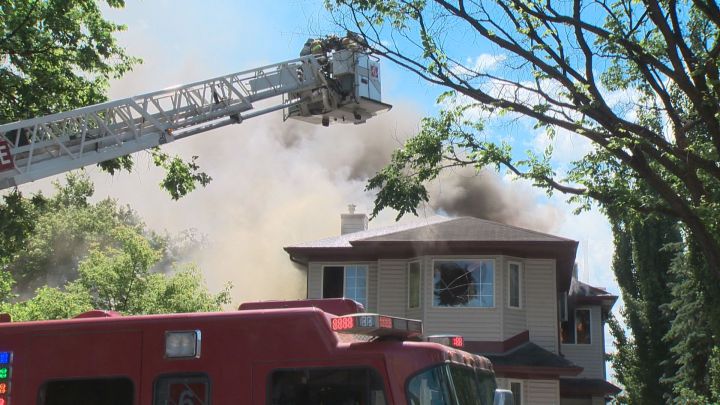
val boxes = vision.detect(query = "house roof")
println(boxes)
[569,278,618,313]
[480,342,583,378]
[560,378,622,397]
[285,216,579,291]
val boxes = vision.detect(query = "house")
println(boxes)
[284,208,621,405]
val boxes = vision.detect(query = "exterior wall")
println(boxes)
[376,259,407,317]
[497,378,560,405]
[306,261,378,313]
[422,255,502,340]
[525,259,559,353]
[561,305,605,378]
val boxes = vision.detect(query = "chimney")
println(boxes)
[341,204,368,235]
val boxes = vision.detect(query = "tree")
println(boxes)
[327,0,720,332]
[608,214,680,403]
[0,0,211,199]
[0,172,231,320]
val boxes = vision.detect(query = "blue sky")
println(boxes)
[19,1,618,317]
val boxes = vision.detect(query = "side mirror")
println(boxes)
[494,389,514,405]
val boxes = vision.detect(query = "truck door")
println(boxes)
[26,330,142,405]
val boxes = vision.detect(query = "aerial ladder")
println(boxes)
[0,46,391,190]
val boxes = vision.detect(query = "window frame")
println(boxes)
[407,261,421,309]
[39,376,135,405]
[320,264,369,307]
[508,379,524,405]
[507,261,522,309]
[267,366,388,405]
[431,259,496,309]
[153,373,211,405]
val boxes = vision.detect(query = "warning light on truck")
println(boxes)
[331,314,422,338]
[0,353,8,365]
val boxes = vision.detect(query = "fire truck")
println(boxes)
[0,299,512,404]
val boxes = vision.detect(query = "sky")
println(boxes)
[7,0,618,319]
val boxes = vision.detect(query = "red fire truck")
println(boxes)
[0,299,512,405]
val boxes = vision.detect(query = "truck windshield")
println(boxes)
[407,364,496,405]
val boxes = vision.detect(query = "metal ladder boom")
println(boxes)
[0,55,325,190]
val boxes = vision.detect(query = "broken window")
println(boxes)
[322,265,368,307]
[432,260,494,307]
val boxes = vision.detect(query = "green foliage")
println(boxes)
[664,239,720,403]
[0,173,231,320]
[0,0,138,123]
[0,0,212,200]
[608,215,680,404]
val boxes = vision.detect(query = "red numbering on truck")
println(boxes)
[0,140,12,171]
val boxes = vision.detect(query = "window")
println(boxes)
[408,262,421,309]
[561,308,592,344]
[40,377,134,405]
[406,364,496,405]
[508,262,521,309]
[509,380,523,405]
[269,367,386,405]
[154,374,209,405]
[433,260,494,307]
[322,265,368,307]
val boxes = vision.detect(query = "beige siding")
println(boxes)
[498,379,559,405]
[526,259,559,353]
[423,255,501,340]
[527,379,560,405]
[503,257,528,339]
[308,262,322,299]
[377,259,407,317]
[561,306,606,378]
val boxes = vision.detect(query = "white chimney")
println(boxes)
[341,204,368,235]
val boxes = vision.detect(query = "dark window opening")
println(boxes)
[154,374,210,405]
[323,266,344,299]
[40,377,133,405]
[269,367,386,405]
[561,308,591,344]
[510,381,522,405]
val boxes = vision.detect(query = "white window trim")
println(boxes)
[407,261,421,309]
[430,258,496,309]
[507,261,523,309]
[508,379,524,405]
[320,264,369,307]
[562,307,593,345]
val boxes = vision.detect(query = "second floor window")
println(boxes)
[433,260,494,308]
[561,308,592,344]
[408,262,421,309]
[322,265,368,307]
[508,262,522,309]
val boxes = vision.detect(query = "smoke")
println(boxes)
[428,168,563,233]
[11,22,562,307]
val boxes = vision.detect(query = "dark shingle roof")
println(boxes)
[481,342,583,377]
